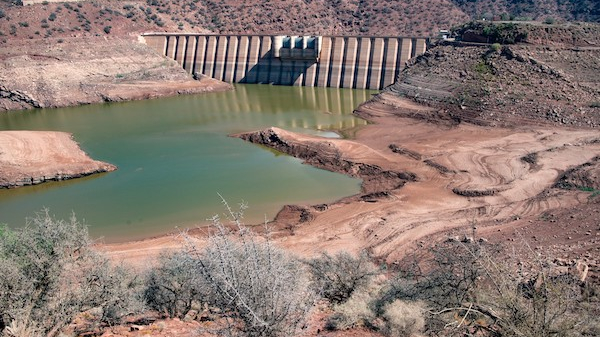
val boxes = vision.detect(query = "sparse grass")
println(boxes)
[474,60,493,75]
[579,186,600,197]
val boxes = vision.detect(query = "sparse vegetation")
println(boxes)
[143,251,206,319]
[181,200,314,337]
[0,210,143,336]
[0,207,597,336]
[305,251,378,304]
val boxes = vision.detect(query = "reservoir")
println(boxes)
[0,85,372,241]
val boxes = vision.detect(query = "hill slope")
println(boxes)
[1,0,598,41]
[387,22,600,128]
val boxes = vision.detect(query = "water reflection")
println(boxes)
[0,85,374,241]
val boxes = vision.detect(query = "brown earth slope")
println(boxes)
[228,26,600,282]
[1,0,597,43]
[388,23,600,129]
[0,37,231,111]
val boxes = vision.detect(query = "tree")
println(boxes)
[0,210,143,337]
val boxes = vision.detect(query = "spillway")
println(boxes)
[142,34,429,90]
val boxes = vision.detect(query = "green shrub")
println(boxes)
[103,25,112,34]
[454,21,528,44]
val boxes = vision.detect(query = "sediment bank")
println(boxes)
[0,131,116,188]
[0,37,232,112]
[103,91,600,268]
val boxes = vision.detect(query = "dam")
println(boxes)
[142,34,429,90]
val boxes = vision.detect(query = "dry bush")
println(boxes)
[381,299,425,337]
[386,238,599,337]
[328,282,379,330]
[0,210,143,337]
[144,251,208,319]
[473,255,597,337]
[325,271,426,336]
[183,199,314,337]
[305,251,379,304]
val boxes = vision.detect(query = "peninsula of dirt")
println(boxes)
[0,130,116,188]
[0,37,232,111]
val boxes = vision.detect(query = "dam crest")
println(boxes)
[142,34,429,90]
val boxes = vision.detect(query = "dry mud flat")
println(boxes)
[237,93,600,264]
[106,92,600,275]
[0,37,231,111]
[0,130,116,188]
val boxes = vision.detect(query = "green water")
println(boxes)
[0,85,372,241]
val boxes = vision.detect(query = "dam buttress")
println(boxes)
[142,34,429,90]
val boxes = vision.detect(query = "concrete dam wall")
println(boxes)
[142,34,429,90]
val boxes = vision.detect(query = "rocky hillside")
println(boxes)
[450,0,600,23]
[387,22,600,128]
[0,0,598,41]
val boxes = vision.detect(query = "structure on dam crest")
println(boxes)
[142,34,429,90]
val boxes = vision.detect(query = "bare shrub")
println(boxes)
[144,251,207,319]
[0,210,143,337]
[329,283,379,330]
[1,318,41,337]
[374,239,490,313]
[473,258,595,337]
[305,251,379,304]
[386,238,598,337]
[184,200,314,337]
[381,299,425,337]
[325,272,425,336]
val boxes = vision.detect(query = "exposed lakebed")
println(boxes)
[0,85,372,241]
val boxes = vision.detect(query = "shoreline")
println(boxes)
[0,131,117,189]
[101,91,600,266]
[0,37,232,112]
